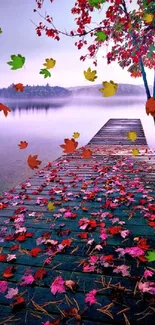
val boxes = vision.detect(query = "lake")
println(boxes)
[0,96,154,194]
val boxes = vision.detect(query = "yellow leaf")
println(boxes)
[127,131,137,142]
[73,132,80,139]
[143,13,154,23]
[99,80,118,97]
[132,148,140,156]
[47,202,56,211]
[43,58,56,69]
[84,67,97,82]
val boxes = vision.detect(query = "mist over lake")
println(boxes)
[0,96,154,194]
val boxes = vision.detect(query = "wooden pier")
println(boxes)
[0,119,155,325]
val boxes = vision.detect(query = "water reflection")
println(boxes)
[0,96,154,194]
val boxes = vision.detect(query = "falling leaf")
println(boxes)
[0,103,11,117]
[94,30,107,41]
[145,250,155,262]
[84,67,97,82]
[143,13,154,23]
[99,80,118,97]
[50,276,66,295]
[62,238,73,247]
[18,141,28,149]
[132,148,139,156]
[39,68,51,78]
[43,58,56,69]
[73,132,80,139]
[7,54,25,70]
[0,28,2,34]
[48,201,56,211]
[60,138,78,153]
[14,83,24,92]
[82,148,92,159]
[127,131,137,142]
[146,97,155,117]
[27,155,42,169]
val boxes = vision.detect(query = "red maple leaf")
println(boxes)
[34,268,46,280]
[108,226,122,235]
[30,247,42,257]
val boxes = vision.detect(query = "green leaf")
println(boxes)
[145,250,155,262]
[88,0,106,9]
[7,54,25,70]
[94,31,107,41]
[39,69,51,78]
[0,28,2,34]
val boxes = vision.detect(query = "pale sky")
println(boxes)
[0,0,153,88]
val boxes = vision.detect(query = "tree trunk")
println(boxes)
[122,0,155,124]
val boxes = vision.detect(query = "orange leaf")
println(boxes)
[0,103,11,117]
[60,138,78,153]
[11,295,25,309]
[82,148,92,159]
[146,97,155,117]
[18,141,28,149]
[30,247,41,257]
[14,83,24,92]
[3,266,15,278]
[61,239,73,247]
[27,154,42,169]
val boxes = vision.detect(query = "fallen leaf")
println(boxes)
[48,201,56,211]
[18,141,28,149]
[3,266,15,278]
[65,280,78,292]
[145,250,155,262]
[5,287,18,299]
[0,280,8,293]
[27,155,42,169]
[82,148,92,159]
[50,276,66,295]
[34,268,46,280]
[11,295,25,309]
[0,103,11,117]
[30,247,42,257]
[127,131,137,142]
[132,148,139,156]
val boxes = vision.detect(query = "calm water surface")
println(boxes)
[0,96,154,194]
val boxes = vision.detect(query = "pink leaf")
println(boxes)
[20,274,35,286]
[0,280,8,293]
[50,276,66,295]
[5,287,18,299]
[85,289,97,306]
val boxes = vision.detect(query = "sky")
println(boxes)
[0,0,153,88]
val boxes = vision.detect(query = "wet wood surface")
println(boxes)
[0,119,154,325]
